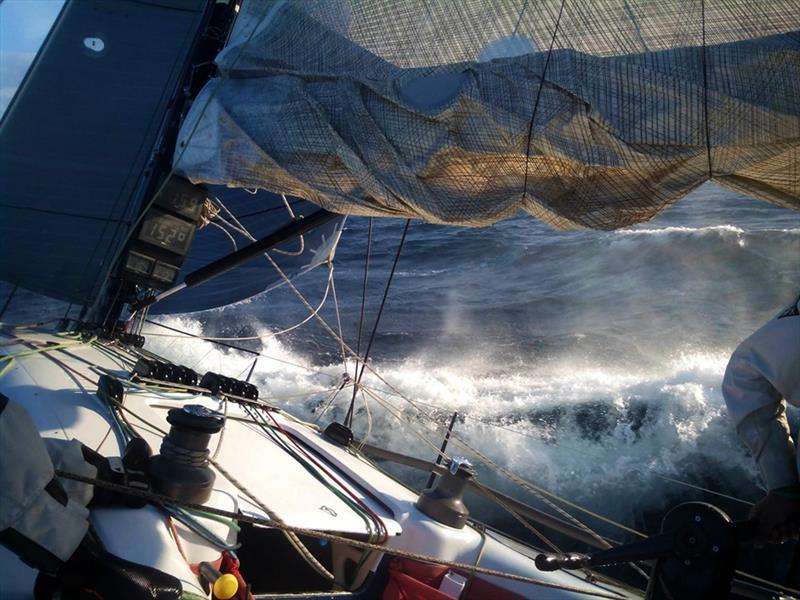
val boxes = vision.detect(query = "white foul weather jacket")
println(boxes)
[0,396,95,572]
[722,295,800,492]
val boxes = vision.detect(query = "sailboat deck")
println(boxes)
[0,330,404,539]
[0,330,642,599]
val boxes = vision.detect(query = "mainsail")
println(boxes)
[175,0,800,229]
[0,0,343,313]
[0,0,208,306]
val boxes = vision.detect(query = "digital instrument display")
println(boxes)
[138,210,195,255]
[155,176,205,221]
[123,251,153,276]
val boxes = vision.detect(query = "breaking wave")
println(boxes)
[139,186,799,555]
[144,314,772,536]
[615,224,747,236]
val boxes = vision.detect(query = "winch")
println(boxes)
[416,457,475,529]
[149,405,224,503]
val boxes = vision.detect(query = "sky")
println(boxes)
[0,0,64,117]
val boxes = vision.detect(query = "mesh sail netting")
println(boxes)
[174,0,800,229]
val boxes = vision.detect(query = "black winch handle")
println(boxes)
[534,519,758,573]
[534,531,672,572]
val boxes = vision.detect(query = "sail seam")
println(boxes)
[0,204,132,223]
[521,0,567,203]
[701,0,713,180]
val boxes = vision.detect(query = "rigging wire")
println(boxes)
[272,194,305,256]
[346,217,373,428]
[329,270,350,376]
[206,220,238,251]
[358,383,649,580]
[143,319,341,383]
[520,0,566,202]
[352,219,411,406]
[356,388,374,452]
[4,333,791,594]
[148,273,637,551]
[359,383,756,508]
[312,375,352,424]
[138,233,637,548]
[94,380,336,582]
[54,468,632,600]
[249,404,388,544]
[213,193,305,256]
[144,263,335,341]
[106,206,749,571]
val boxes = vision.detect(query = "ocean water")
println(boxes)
[2,182,798,583]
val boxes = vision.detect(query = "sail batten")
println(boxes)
[175,0,800,230]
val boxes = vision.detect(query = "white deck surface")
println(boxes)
[0,332,401,538]
[0,330,640,599]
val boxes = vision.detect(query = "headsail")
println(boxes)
[174,0,800,229]
[151,188,343,314]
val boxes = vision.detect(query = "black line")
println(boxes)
[145,319,260,355]
[701,0,713,179]
[346,217,373,428]
[352,220,411,396]
[0,204,130,224]
[235,199,307,220]
[521,0,566,203]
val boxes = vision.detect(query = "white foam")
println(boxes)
[145,317,759,524]
[615,225,746,236]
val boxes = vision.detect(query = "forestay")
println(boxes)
[175,0,800,229]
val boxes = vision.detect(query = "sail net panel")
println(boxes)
[174,0,800,229]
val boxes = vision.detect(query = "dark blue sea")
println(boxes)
[3,182,799,586]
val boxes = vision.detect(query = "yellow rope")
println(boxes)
[0,337,94,379]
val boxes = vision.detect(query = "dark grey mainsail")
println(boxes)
[0,0,207,306]
[0,0,343,314]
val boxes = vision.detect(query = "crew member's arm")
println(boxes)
[722,306,800,544]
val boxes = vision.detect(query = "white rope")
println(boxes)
[105,387,335,581]
[174,198,649,547]
[206,220,238,251]
[355,389,373,452]
[360,386,454,458]
[218,235,629,543]
[281,194,296,218]
[360,385,754,510]
[198,198,220,228]
[211,395,228,461]
[272,194,305,256]
[329,272,349,376]
[214,193,306,256]
[145,266,334,342]
[312,375,351,423]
